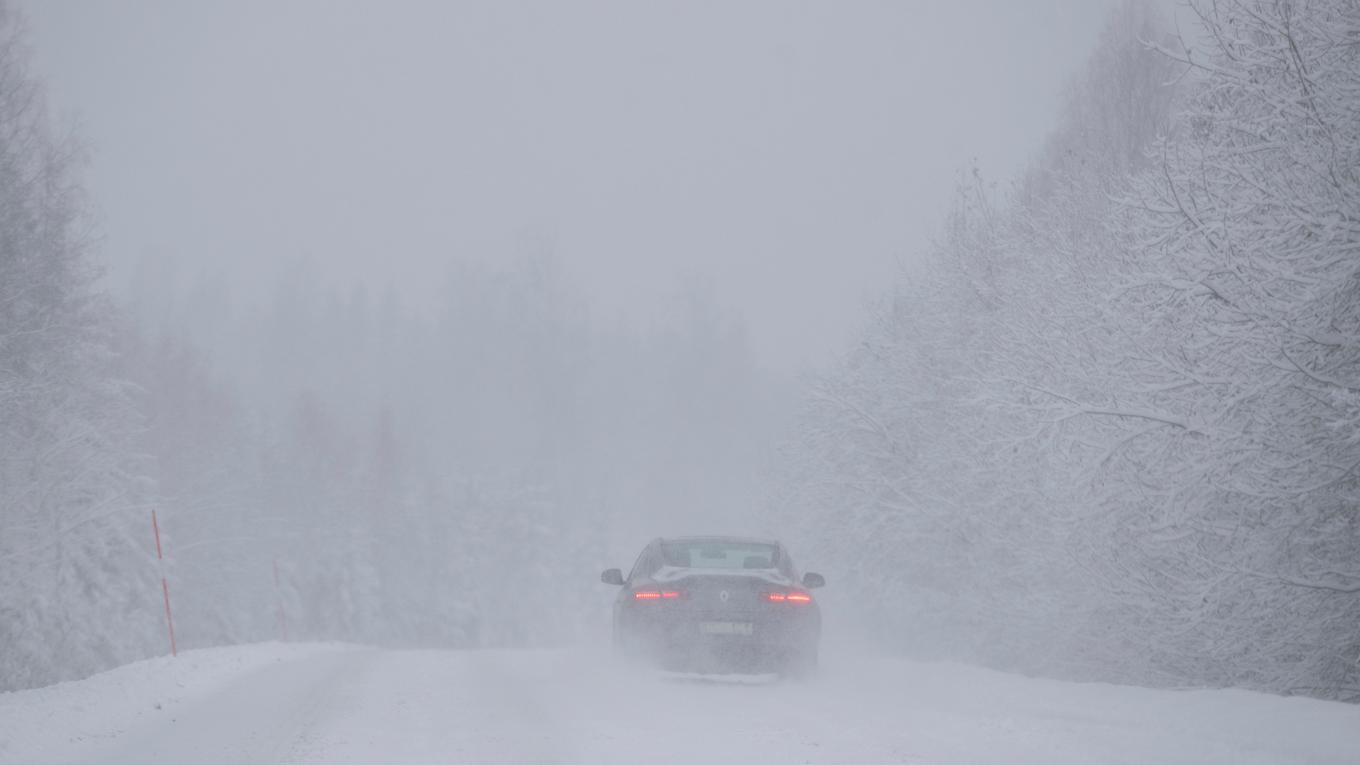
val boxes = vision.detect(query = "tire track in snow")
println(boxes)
[285,648,588,765]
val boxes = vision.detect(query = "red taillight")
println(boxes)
[766,591,812,603]
[662,591,681,599]
[634,590,683,600]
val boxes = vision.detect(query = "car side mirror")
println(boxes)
[802,572,825,589]
[601,568,625,586]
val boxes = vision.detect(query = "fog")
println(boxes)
[25,0,1113,371]
[12,0,1111,657]
[4,2,1359,755]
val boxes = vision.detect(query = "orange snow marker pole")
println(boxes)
[152,510,177,657]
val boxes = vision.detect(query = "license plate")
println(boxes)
[700,621,753,636]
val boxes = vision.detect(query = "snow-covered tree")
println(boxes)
[775,0,1359,699]
[1099,0,1360,694]
[0,2,158,690]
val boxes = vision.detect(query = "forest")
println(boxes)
[1,0,1357,702]
[773,0,1359,698]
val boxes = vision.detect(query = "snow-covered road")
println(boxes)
[4,643,1358,764]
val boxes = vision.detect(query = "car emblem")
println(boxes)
[719,590,730,602]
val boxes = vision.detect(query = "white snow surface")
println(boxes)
[2,642,1358,764]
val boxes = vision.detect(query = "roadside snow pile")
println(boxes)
[0,642,349,765]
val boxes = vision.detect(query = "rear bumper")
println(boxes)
[618,610,819,673]
[653,635,814,673]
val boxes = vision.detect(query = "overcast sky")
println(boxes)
[24,1,1115,373]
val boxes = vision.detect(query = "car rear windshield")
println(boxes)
[660,540,779,570]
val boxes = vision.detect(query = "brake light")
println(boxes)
[634,590,683,600]
[766,591,812,603]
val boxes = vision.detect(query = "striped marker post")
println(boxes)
[151,510,177,657]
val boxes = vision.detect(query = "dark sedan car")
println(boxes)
[601,536,825,676]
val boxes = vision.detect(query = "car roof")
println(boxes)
[656,535,781,547]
